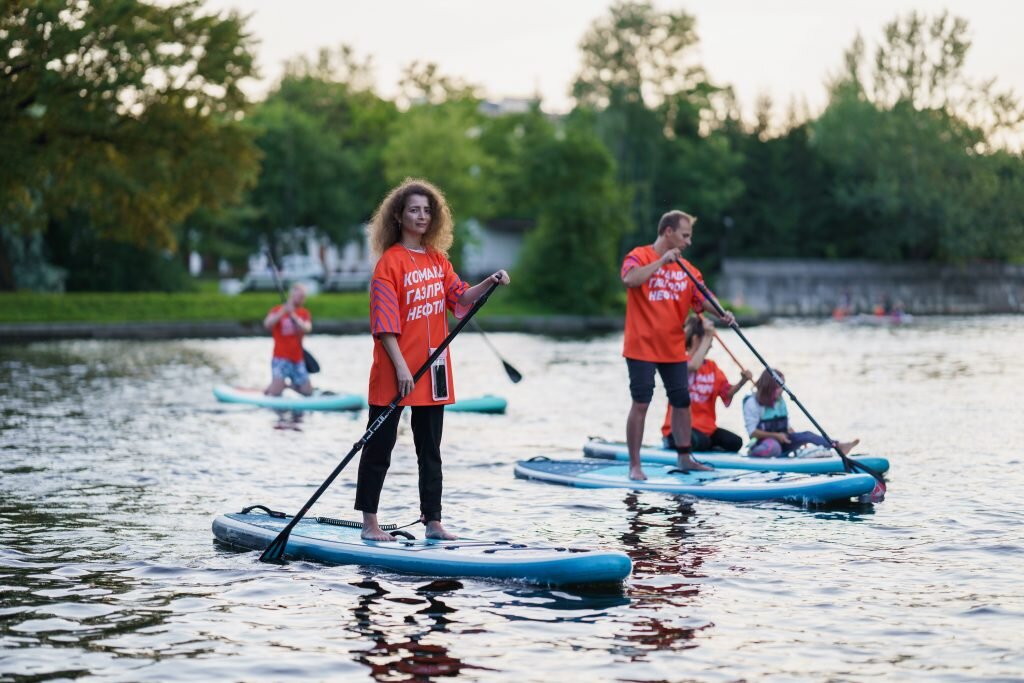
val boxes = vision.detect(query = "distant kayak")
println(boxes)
[212,509,631,586]
[446,394,508,414]
[515,457,878,505]
[212,385,365,412]
[583,437,890,474]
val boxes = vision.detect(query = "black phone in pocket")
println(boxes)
[429,347,449,401]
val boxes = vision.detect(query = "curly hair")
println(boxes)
[368,178,454,258]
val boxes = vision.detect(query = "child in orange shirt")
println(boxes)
[661,316,753,452]
[356,178,509,542]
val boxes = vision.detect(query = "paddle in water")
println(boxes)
[259,282,501,564]
[674,258,887,502]
[264,248,320,374]
[470,319,523,383]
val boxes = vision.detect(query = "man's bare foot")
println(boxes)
[837,439,860,456]
[424,521,457,540]
[629,465,648,481]
[675,454,714,472]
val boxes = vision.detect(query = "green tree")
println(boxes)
[188,46,399,271]
[476,103,555,220]
[514,123,632,313]
[0,0,260,288]
[571,1,743,248]
[812,12,1024,262]
[382,65,495,266]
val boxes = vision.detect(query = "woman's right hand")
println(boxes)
[775,432,791,444]
[395,364,414,397]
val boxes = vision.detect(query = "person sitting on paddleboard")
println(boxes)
[357,178,510,542]
[661,315,753,453]
[621,209,737,480]
[263,283,313,397]
[743,369,859,457]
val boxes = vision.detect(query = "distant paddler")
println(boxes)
[263,283,314,397]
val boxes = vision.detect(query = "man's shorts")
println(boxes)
[625,358,690,407]
[272,357,310,387]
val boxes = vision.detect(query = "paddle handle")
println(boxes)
[260,282,500,562]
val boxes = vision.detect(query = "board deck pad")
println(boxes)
[212,511,631,586]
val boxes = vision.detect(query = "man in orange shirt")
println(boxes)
[263,283,313,396]
[621,210,736,480]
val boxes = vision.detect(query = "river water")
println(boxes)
[1,317,1022,682]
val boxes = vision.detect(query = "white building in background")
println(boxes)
[232,218,532,293]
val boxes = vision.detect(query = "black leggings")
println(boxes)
[664,427,743,453]
[354,404,444,522]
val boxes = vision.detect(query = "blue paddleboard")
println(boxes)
[446,394,508,414]
[213,385,365,411]
[583,437,890,474]
[515,458,878,505]
[212,510,631,586]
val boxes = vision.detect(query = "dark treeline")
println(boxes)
[2,1,1023,312]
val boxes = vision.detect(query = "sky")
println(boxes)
[202,0,1024,125]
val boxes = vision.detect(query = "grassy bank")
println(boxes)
[0,287,554,324]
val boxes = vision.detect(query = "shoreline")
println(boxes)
[0,313,772,343]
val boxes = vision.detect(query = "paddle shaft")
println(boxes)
[260,282,500,563]
[712,330,747,374]
[674,259,883,487]
[470,319,523,383]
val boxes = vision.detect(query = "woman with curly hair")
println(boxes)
[357,178,510,542]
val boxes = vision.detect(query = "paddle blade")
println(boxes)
[259,532,290,564]
[869,479,886,503]
[304,349,321,374]
[503,361,523,384]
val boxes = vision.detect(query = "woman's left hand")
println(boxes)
[490,270,511,286]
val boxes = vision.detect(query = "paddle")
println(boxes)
[712,330,748,374]
[263,249,320,374]
[259,281,501,564]
[470,319,523,383]
[675,258,886,501]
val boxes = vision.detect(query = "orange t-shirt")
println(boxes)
[622,246,704,362]
[368,244,469,406]
[269,305,311,362]
[661,359,733,437]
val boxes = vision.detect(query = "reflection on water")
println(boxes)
[349,579,476,680]
[2,319,1024,680]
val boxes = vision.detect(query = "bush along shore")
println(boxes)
[0,291,764,342]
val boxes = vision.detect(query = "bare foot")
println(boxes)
[361,526,396,542]
[424,521,457,540]
[629,465,648,481]
[837,439,860,456]
[675,454,714,472]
